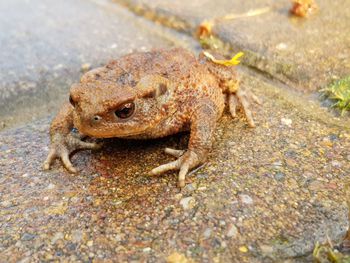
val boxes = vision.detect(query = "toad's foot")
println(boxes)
[43,132,101,173]
[150,148,201,188]
[229,88,261,128]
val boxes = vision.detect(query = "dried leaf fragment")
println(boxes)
[196,20,214,39]
[203,51,244,67]
[221,7,271,21]
[290,0,318,17]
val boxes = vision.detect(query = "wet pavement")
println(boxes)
[1,0,350,262]
[1,71,350,262]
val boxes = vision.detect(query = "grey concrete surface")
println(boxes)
[214,0,350,91]
[1,70,349,262]
[0,0,350,262]
[116,0,350,91]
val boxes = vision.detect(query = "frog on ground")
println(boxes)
[43,48,261,187]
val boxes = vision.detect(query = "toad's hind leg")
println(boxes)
[228,88,261,127]
[150,100,218,187]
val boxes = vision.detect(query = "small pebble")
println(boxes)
[274,172,285,181]
[66,242,76,251]
[21,233,36,241]
[281,118,292,127]
[51,232,64,244]
[183,183,196,192]
[239,194,253,205]
[321,138,333,147]
[260,244,274,254]
[329,134,338,141]
[179,197,196,210]
[55,251,64,257]
[196,173,208,179]
[276,42,288,50]
[226,224,238,238]
[272,161,283,168]
[47,183,55,190]
[331,160,341,168]
[203,228,212,239]
[143,247,151,253]
[114,234,122,242]
[174,193,183,200]
[71,230,83,243]
[81,63,91,72]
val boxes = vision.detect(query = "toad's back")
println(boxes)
[105,48,199,83]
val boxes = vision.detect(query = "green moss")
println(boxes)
[313,242,350,263]
[322,76,350,114]
[199,35,230,52]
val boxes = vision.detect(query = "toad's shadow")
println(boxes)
[75,132,191,213]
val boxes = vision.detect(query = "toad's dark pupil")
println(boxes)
[115,102,135,119]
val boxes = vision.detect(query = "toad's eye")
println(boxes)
[69,95,76,107]
[115,102,135,119]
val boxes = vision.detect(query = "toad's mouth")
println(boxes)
[75,122,151,138]
[73,115,159,139]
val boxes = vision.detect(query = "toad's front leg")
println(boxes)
[43,103,100,173]
[150,100,219,187]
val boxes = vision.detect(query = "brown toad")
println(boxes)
[43,48,260,187]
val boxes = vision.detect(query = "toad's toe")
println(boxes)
[150,160,180,175]
[43,148,57,170]
[164,148,185,158]
[61,149,78,173]
[229,88,261,127]
[150,150,201,188]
